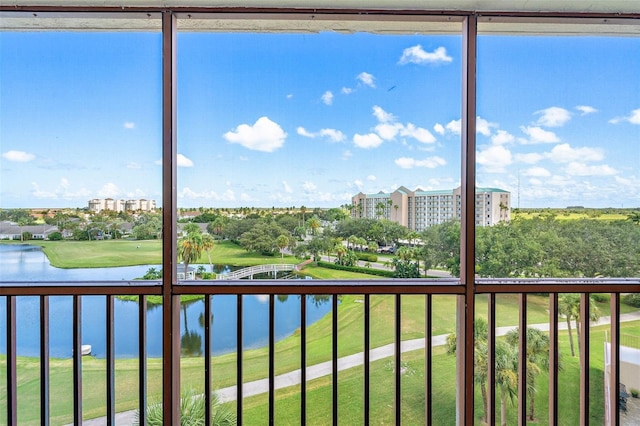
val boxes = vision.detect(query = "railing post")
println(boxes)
[162,10,180,426]
[459,13,477,426]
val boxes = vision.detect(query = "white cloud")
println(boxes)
[341,87,353,94]
[286,94,293,99]
[445,119,461,134]
[434,123,445,135]
[302,181,317,192]
[298,127,345,142]
[491,130,514,145]
[514,152,545,164]
[400,123,436,144]
[155,154,194,167]
[357,72,376,88]
[534,107,572,127]
[367,175,377,181]
[282,181,293,193]
[179,187,236,201]
[354,179,364,190]
[342,150,353,160]
[519,126,560,144]
[375,122,402,140]
[370,106,436,144]
[3,150,35,162]
[477,117,498,137]
[398,45,453,65]
[98,183,121,198]
[575,105,597,115]
[353,133,383,149]
[372,105,396,123]
[223,117,287,152]
[297,126,314,138]
[319,128,346,142]
[321,91,334,105]
[177,154,194,167]
[124,122,135,129]
[394,156,446,169]
[30,178,91,200]
[547,143,603,163]
[565,162,617,176]
[609,108,640,125]
[522,167,551,177]
[127,162,141,169]
[477,145,512,173]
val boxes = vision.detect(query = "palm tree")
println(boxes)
[495,341,519,426]
[559,293,601,357]
[307,216,321,236]
[334,243,347,265]
[178,232,203,279]
[300,205,307,224]
[276,234,289,260]
[446,317,491,423]
[558,293,580,356]
[201,234,215,273]
[506,327,551,421]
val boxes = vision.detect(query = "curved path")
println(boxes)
[78,311,640,425]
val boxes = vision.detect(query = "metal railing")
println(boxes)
[1,278,639,425]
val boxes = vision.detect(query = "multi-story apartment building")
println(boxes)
[352,186,510,231]
[88,198,156,213]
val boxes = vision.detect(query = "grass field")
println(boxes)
[7,240,302,269]
[513,211,628,221]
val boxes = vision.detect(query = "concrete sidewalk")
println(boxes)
[78,311,640,425]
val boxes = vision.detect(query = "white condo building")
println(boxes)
[352,186,510,231]
[88,198,157,213]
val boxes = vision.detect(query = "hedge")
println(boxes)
[622,293,640,308]
[355,253,378,263]
[316,261,394,278]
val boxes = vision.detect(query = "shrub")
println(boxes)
[356,253,378,262]
[631,388,639,398]
[622,293,640,308]
[47,231,63,241]
[135,388,235,426]
[317,261,394,277]
[591,293,610,303]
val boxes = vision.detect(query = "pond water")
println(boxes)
[0,244,330,358]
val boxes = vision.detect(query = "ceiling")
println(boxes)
[2,0,639,14]
[1,1,638,34]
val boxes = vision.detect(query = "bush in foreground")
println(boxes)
[135,388,236,426]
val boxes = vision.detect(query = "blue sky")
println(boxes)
[1,28,639,209]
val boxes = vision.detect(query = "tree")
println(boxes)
[307,216,321,236]
[446,318,490,423]
[558,293,579,356]
[178,231,203,279]
[558,293,601,357]
[627,211,640,225]
[201,234,215,272]
[506,327,551,421]
[276,234,289,260]
[494,341,519,426]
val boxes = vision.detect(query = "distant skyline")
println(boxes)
[1,28,639,209]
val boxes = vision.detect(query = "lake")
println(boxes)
[0,244,331,358]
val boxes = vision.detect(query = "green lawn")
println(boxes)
[8,240,302,269]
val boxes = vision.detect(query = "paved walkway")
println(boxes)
[78,312,640,425]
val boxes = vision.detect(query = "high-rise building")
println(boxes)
[88,198,156,213]
[352,186,510,231]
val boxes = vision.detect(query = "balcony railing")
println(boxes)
[1,278,638,425]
